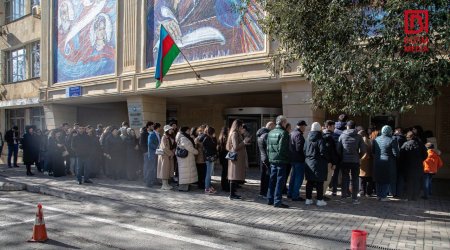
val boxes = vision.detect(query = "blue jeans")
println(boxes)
[144,151,158,186]
[205,161,214,189]
[341,163,360,200]
[76,157,90,182]
[423,173,434,198]
[376,183,389,198]
[267,164,287,206]
[288,162,305,199]
[7,144,19,166]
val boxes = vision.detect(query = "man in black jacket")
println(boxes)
[72,127,92,184]
[256,121,275,198]
[287,120,307,201]
[322,120,340,200]
[5,126,20,168]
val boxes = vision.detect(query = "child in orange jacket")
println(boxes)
[423,143,444,199]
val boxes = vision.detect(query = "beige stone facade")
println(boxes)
[0,1,448,178]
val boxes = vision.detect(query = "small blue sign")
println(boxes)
[66,86,82,98]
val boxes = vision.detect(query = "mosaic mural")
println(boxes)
[54,0,116,83]
[146,0,265,68]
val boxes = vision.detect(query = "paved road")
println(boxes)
[0,192,347,250]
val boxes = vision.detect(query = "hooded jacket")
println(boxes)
[256,127,270,165]
[423,149,443,174]
[323,130,340,165]
[303,131,329,181]
[372,127,399,183]
[337,129,366,164]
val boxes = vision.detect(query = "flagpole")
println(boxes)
[178,49,201,80]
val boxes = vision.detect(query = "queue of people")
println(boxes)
[2,114,444,206]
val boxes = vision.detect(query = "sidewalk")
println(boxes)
[1,164,450,250]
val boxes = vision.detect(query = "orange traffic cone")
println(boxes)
[28,203,48,242]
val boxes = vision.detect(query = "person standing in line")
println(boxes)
[218,127,230,192]
[287,120,307,201]
[157,125,175,190]
[146,123,161,187]
[372,125,399,201]
[0,131,4,162]
[99,126,112,176]
[21,126,40,176]
[72,126,92,184]
[304,122,329,206]
[104,127,125,180]
[322,120,340,200]
[49,130,66,177]
[393,127,406,198]
[266,115,290,208]
[400,131,427,201]
[256,122,275,198]
[66,129,78,176]
[125,128,140,181]
[176,126,198,191]
[141,122,153,183]
[358,130,374,197]
[86,125,101,179]
[194,125,207,189]
[422,143,443,199]
[226,119,250,200]
[202,126,218,194]
[337,120,366,204]
[330,114,348,196]
[5,126,20,168]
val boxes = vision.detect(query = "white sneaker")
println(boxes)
[305,199,314,205]
[316,200,327,206]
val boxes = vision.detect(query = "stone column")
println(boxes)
[282,81,325,130]
[43,104,77,130]
[126,96,167,131]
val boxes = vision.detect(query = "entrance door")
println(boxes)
[226,116,260,166]
[371,114,397,130]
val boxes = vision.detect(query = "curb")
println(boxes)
[0,181,26,191]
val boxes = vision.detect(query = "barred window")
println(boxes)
[5,0,26,23]
[7,47,26,83]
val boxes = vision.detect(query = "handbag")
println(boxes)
[206,154,218,162]
[225,151,237,161]
[176,146,188,158]
[155,148,164,155]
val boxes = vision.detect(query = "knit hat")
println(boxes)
[381,125,393,136]
[311,122,322,132]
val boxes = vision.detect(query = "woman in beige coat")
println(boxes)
[176,127,198,191]
[226,119,250,200]
[157,125,175,190]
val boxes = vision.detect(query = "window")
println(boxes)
[7,47,26,83]
[4,41,40,83]
[5,0,26,23]
[31,42,40,78]
[30,107,46,131]
[6,109,26,136]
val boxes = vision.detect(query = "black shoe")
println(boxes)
[14,165,20,168]
[229,195,241,200]
[287,195,292,199]
[267,201,274,205]
[84,180,93,184]
[78,181,82,185]
[8,165,12,168]
[27,172,34,176]
[274,203,289,208]
[292,197,306,201]
[323,196,331,201]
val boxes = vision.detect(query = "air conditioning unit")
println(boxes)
[32,5,41,19]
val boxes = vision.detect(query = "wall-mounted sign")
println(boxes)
[66,86,82,98]
[128,104,143,128]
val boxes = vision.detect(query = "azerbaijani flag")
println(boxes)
[155,25,180,89]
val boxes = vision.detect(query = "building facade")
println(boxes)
[1,1,449,177]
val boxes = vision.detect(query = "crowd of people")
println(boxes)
[0,114,444,207]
